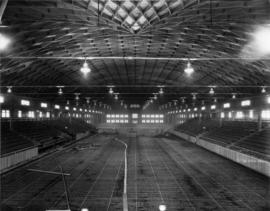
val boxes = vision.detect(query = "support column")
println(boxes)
[257,110,262,131]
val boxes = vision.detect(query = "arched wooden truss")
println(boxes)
[1,0,270,104]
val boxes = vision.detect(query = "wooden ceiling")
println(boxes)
[1,0,270,105]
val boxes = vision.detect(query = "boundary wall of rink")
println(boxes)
[169,130,270,177]
[0,147,38,172]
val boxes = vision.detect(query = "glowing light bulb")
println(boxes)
[0,33,11,51]
[209,88,214,95]
[80,61,91,75]
[159,204,167,211]
[109,87,114,94]
[184,61,194,75]
[159,88,164,95]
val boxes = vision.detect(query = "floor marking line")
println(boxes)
[79,150,114,208]
[161,139,256,211]
[114,138,128,211]
[158,139,225,210]
[155,142,196,210]
[142,137,165,204]
[106,156,124,211]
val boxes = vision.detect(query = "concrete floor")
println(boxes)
[1,134,269,211]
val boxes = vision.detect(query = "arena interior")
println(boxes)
[0,0,270,211]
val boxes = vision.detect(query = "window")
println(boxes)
[65,106,69,110]
[46,112,50,118]
[194,108,197,111]
[236,111,244,119]
[0,95,4,103]
[261,110,270,119]
[41,103,47,108]
[228,112,232,119]
[201,106,206,111]
[241,100,251,107]
[18,110,22,118]
[211,105,216,110]
[55,105,60,109]
[221,112,225,118]
[1,110,10,118]
[21,99,30,106]
[28,111,35,118]
[249,110,254,119]
[267,96,270,104]
[132,113,138,118]
[39,111,43,118]
[223,103,230,108]
[73,108,77,111]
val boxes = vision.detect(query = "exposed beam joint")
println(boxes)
[0,0,8,25]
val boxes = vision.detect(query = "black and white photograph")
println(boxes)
[0,0,270,210]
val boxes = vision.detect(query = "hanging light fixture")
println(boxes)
[184,60,194,75]
[159,87,164,95]
[192,93,197,100]
[181,97,185,103]
[0,33,11,51]
[80,59,91,75]
[58,87,63,95]
[75,93,80,101]
[154,94,157,100]
[114,94,118,100]
[232,93,236,99]
[86,97,90,104]
[214,98,218,103]
[109,87,114,94]
[261,87,266,93]
[150,99,153,103]
[209,87,215,95]
[7,86,12,93]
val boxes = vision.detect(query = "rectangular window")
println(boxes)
[201,106,206,111]
[228,112,232,119]
[1,110,10,118]
[261,110,270,119]
[39,111,43,118]
[132,113,138,119]
[223,103,230,108]
[28,111,35,118]
[268,96,270,104]
[54,105,60,109]
[0,95,4,103]
[236,111,244,119]
[211,105,216,110]
[18,110,22,118]
[21,99,30,106]
[249,110,254,119]
[221,112,225,118]
[41,102,47,108]
[241,100,251,107]
[46,112,50,118]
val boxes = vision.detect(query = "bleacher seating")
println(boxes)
[49,118,97,136]
[12,121,63,149]
[1,118,96,156]
[175,118,219,136]
[175,118,270,160]
[1,122,34,155]
[201,121,258,146]
[232,128,270,159]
